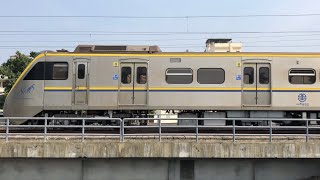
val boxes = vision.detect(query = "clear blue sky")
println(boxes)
[0,0,320,62]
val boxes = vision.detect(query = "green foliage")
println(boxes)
[0,51,37,95]
[29,51,40,59]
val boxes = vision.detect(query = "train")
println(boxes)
[4,40,320,125]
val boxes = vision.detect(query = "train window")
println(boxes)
[52,63,68,80]
[244,67,254,84]
[197,68,225,84]
[78,64,85,79]
[289,68,316,84]
[121,67,132,84]
[137,67,147,84]
[24,62,69,80]
[166,68,193,84]
[24,62,45,80]
[259,67,269,84]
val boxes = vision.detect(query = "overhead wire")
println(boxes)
[1,37,320,43]
[1,30,320,35]
[1,13,320,18]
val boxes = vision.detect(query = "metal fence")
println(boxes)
[0,117,319,142]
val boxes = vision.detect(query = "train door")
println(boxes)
[242,63,271,106]
[74,61,89,106]
[119,61,148,105]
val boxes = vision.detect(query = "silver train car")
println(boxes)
[4,44,320,125]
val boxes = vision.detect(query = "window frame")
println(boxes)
[77,64,86,80]
[136,66,147,84]
[165,68,193,84]
[121,66,132,84]
[52,62,69,80]
[259,67,270,84]
[197,68,225,84]
[288,68,316,85]
[243,67,254,84]
[24,62,69,80]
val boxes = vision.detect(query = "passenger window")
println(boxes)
[244,67,254,84]
[137,67,147,84]
[166,68,193,84]
[78,64,85,79]
[197,68,225,84]
[53,63,68,80]
[121,67,132,84]
[289,69,316,84]
[259,67,269,84]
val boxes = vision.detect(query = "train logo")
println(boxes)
[298,93,307,102]
[20,84,35,95]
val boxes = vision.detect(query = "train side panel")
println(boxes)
[147,56,242,110]
[88,56,119,110]
[271,57,320,110]
[3,55,46,124]
[43,56,73,111]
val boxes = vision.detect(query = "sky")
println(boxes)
[0,0,320,62]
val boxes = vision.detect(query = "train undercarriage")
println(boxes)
[26,110,320,126]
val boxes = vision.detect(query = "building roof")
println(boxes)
[205,39,232,44]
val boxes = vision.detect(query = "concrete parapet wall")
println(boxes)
[0,138,320,158]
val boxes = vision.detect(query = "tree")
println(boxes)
[0,51,38,95]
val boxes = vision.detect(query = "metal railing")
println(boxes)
[0,117,122,142]
[0,117,319,142]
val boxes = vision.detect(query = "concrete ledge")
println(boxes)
[0,138,320,158]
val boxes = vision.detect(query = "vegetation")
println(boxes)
[0,51,39,108]
[0,51,39,95]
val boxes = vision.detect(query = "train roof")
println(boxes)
[36,44,320,58]
[40,51,320,58]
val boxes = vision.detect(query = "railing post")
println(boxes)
[6,118,9,142]
[196,119,199,142]
[120,119,123,142]
[232,119,235,142]
[44,117,47,142]
[121,119,125,142]
[82,119,85,142]
[269,120,272,143]
[306,119,309,142]
[159,118,161,142]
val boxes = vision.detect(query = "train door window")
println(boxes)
[78,64,85,79]
[259,67,269,84]
[166,68,193,84]
[121,67,132,84]
[52,63,68,80]
[197,68,225,84]
[244,67,254,84]
[137,67,147,84]
[289,68,316,84]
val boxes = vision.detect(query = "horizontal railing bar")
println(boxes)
[1,117,319,121]
[123,118,319,121]
[0,117,122,120]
